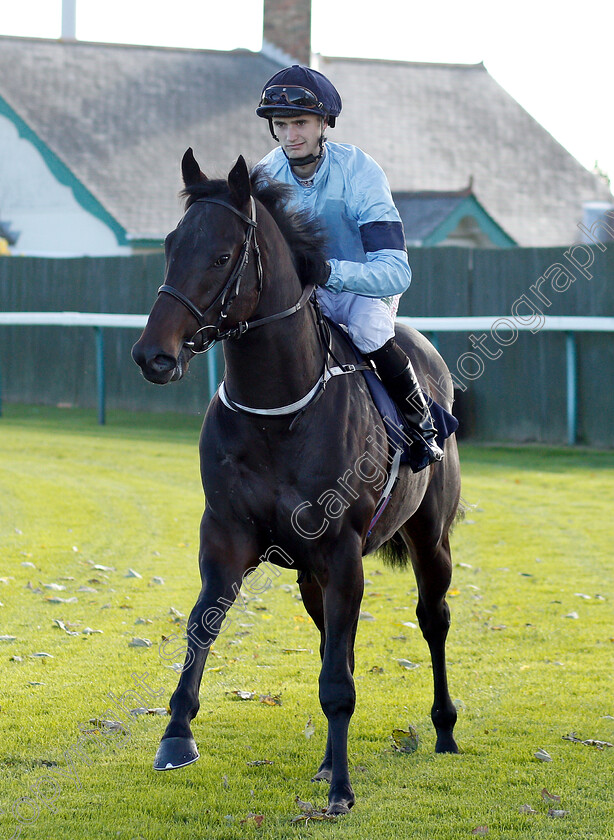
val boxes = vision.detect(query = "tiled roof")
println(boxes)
[0,36,281,240]
[0,37,610,245]
[319,56,612,245]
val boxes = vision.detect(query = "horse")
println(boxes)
[132,149,461,815]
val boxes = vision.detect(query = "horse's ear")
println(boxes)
[228,155,251,211]
[182,148,208,187]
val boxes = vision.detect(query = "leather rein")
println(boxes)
[158,196,313,355]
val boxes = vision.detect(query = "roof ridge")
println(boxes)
[0,33,257,57]
[319,54,486,71]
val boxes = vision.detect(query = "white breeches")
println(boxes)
[315,289,400,354]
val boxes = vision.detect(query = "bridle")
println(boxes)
[157,196,312,354]
[156,193,369,420]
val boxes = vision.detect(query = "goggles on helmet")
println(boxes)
[259,85,324,111]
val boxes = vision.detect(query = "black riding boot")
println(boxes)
[368,338,444,473]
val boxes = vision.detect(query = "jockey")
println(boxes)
[256,65,443,472]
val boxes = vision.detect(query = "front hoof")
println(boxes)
[327,785,355,815]
[326,801,353,816]
[435,733,459,754]
[153,736,200,770]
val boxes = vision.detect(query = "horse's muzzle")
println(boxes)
[131,341,185,385]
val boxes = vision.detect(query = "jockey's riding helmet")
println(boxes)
[256,65,342,127]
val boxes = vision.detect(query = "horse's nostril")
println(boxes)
[150,354,177,374]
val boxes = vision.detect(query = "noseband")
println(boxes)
[157,196,265,353]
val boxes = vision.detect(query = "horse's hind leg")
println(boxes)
[401,515,459,754]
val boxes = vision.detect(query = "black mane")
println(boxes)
[181,167,329,287]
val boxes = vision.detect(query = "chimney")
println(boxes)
[263,0,312,66]
[61,0,77,41]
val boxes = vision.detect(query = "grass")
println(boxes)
[0,403,613,840]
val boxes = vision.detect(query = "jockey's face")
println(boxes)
[271,113,325,162]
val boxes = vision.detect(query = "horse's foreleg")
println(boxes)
[317,555,363,815]
[299,577,333,782]
[411,531,458,753]
[154,516,257,770]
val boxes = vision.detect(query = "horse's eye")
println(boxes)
[214,254,230,267]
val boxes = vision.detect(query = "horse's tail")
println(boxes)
[378,531,410,569]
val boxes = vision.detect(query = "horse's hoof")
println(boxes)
[311,768,332,783]
[153,736,200,770]
[435,734,459,754]
[326,801,352,816]
[327,784,355,815]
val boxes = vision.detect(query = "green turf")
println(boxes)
[1,404,613,839]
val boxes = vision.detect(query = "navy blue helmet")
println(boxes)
[256,65,342,127]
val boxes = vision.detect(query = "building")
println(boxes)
[0,0,611,255]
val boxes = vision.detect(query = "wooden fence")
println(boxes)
[1,245,612,445]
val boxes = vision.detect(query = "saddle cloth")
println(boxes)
[328,319,459,463]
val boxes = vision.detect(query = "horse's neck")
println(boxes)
[222,254,324,410]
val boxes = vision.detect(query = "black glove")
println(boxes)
[316,261,332,287]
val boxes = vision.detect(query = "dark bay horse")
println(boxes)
[132,149,461,815]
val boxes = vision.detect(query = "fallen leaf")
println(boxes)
[471,828,488,836]
[10,655,23,662]
[548,809,569,818]
[77,586,98,593]
[562,732,613,749]
[282,648,312,653]
[82,627,103,635]
[135,617,153,625]
[83,718,127,734]
[240,813,264,827]
[229,690,257,701]
[128,637,152,647]
[391,726,419,753]
[0,635,17,642]
[44,596,78,604]
[291,796,336,823]
[359,611,376,621]
[368,666,384,674]
[396,659,420,670]
[152,577,165,585]
[51,618,79,636]
[247,759,274,766]
[260,693,282,706]
[534,748,552,762]
[541,788,561,803]
[93,564,115,572]
[519,804,537,814]
[222,774,229,789]
[125,569,142,579]
[564,611,579,619]
[29,652,53,658]
[42,583,66,591]
[402,621,418,628]
[304,717,316,739]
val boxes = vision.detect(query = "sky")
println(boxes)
[1,0,613,186]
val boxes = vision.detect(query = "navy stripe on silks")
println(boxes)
[359,220,406,253]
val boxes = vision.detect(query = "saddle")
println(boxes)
[326,318,459,465]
